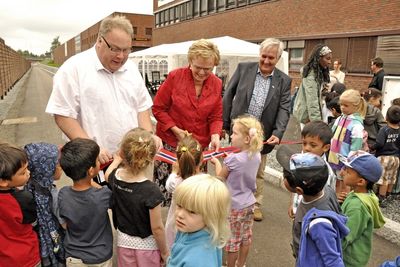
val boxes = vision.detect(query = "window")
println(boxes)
[377,35,400,75]
[169,7,175,23]
[164,9,170,25]
[175,6,180,22]
[325,38,348,72]
[181,3,187,21]
[217,0,226,11]
[250,0,260,3]
[159,60,168,77]
[208,0,216,13]
[148,60,158,81]
[155,13,160,27]
[133,27,137,35]
[187,1,193,19]
[238,0,247,7]
[347,36,376,74]
[227,0,236,9]
[194,0,199,17]
[145,28,152,36]
[201,0,208,15]
[287,40,305,71]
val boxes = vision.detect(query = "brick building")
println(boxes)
[152,0,400,90]
[53,12,153,65]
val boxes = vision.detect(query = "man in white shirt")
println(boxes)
[46,15,161,165]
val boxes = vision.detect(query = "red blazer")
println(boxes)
[152,67,223,148]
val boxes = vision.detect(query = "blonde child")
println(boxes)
[328,89,367,196]
[165,135,203,249]
[211,115,263,267]
[105,128,169,267]
[167,174,231,267]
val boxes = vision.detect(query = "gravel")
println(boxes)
[266,148,400,224]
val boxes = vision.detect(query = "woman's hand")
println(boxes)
[171,126,189,141]
[209,134,221,152]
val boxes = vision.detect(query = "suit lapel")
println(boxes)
[246,63,259,106]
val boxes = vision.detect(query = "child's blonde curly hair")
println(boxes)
[232,115,264,155]
[119,128,156,175]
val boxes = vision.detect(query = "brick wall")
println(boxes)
[153,0,400,45]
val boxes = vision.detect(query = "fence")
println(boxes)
[0,38,31,100]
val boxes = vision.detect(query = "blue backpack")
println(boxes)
[25,143,66,267]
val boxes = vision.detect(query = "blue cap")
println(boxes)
[289,153,329,188]
[338,150,382,183]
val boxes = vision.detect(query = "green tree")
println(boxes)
[50,36,61,52]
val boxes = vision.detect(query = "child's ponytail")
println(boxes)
[176,136,202,179]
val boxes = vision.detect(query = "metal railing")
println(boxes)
[0,38,31,100]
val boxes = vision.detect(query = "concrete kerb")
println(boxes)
[264,166,400,247]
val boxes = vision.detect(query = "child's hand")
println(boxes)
[337,191,348,203]
[161,251,169,266]
[210,156,219,165]
[288,206,295,219]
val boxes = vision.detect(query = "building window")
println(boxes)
[133,27,137,35]
[377,35,400,75]
[200,0,208,15]
[238,0,247,7]
[187,1,193,19]
[175,6,180,22]
[287,40,305,71]
[227,0,236,9]
[347,36,376,74]
[145,28,152,36]
[169,7,175,23]
[250,0,260,3]
[155,13,160,27]
[194,0,199,17]
[165,9,170,25]
[208,0,216,13]
[217,0,225,11]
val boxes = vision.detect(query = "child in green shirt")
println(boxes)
[339,150,385,267]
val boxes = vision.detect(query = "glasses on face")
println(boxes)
[191,64,214,73]
[101,36,132,55]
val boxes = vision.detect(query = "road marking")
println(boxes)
[1,116,37,125]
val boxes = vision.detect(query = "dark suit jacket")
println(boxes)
[223,62,292,154]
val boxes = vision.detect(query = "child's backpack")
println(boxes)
[25,143,66,267]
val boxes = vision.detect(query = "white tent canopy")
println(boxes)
[129,36,288,84]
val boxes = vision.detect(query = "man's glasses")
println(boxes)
[101,36,132,55]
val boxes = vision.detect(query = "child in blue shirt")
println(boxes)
[167,174,231,267]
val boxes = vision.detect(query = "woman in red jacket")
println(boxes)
[152,39,223,205]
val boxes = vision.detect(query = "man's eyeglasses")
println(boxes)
[101,36,132,55]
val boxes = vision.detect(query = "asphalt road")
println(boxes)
[0,64,398,266]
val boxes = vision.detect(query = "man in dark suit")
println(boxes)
[369,57,385,91]
[223,38,292,221]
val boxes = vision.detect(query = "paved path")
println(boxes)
[0,64,398,266]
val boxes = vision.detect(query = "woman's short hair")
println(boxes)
[98,15,134,38]
[174,174,231,247]
[259,38,284,59]
[187,39,220,66]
